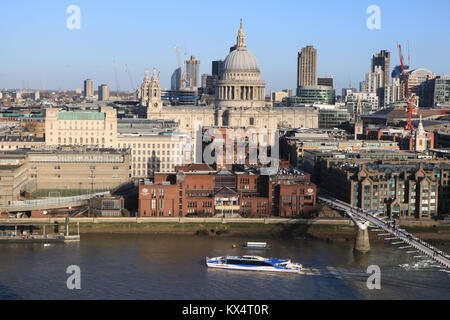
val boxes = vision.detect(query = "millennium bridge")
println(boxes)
[319,196,450,272]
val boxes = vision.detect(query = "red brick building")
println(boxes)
[138,165,316,218]
[364,127,434,151]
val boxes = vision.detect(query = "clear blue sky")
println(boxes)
[0,0,449,93]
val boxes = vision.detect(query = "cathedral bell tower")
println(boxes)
[146,68,163,118]
[354,95,363,140]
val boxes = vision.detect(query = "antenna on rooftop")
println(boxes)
[41,73,45,92]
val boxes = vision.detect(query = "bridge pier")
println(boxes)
[354,228,370,253]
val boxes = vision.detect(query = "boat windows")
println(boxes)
[226,259,273,267]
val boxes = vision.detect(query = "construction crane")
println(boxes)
[408,40,411,68]
[113,59,120,97]
[125,64,136,92]
[398,43,416,131]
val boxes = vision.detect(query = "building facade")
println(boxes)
[185,56,200,89]
[0,148,131,205]
[292,86,336,105]
[140,20,319,156]
[117,132,190,178]
[138,166,316,218]
[407,68,436,108]
[297,45,317,87]
[322,161,439,220]
[372,50,390,87]
[84,79,94,98]
[0,156,29,205]
[98,84,110,101]
[434,75,450,107]
[45,107,118,148]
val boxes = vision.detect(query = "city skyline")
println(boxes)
[1,0,450,92]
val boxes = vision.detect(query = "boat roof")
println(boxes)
[224,256,289,263]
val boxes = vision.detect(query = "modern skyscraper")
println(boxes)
[384,77,404,107]
[212,60,223,77]
[297,46,317,87]
[171,67,182,90]
[361,65,385,108]
[84,79,94,98]
[185,56,200,88]
[365,66,384,94]
[372,50,390,87]
[98,84,110,101]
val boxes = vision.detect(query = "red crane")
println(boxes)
[398,43,416,131]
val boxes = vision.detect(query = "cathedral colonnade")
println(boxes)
[217,85,265,101]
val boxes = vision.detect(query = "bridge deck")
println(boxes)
[319,196,450,270]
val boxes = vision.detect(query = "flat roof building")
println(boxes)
[139,166,316,218]
[289,85,336,105]
[84,79,94,98]
[0,148,131,205]
[45,107,117,148]
[98,84,110,101]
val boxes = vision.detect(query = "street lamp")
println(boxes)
[90,167,95,193]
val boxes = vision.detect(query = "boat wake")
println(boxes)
[300,266,450,290]
[398,260,439,270]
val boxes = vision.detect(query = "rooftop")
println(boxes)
[0,147,130,156]
[0,135,45,142]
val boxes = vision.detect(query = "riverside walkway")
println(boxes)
[319,196,450,271]
[0,192,109,212]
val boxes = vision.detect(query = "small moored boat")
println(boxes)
[206,255,302,273]
[243,242,269,249]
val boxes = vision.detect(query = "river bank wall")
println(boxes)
[1,217,449,244]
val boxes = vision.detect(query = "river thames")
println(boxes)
[0,234,449,300]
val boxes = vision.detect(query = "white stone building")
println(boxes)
[141,20,318,142]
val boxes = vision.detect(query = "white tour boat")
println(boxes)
[206,255,302,273]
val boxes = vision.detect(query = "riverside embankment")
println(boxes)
[1,217,449,244]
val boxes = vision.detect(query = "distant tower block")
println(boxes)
[84,79,94,98]
[98,84,110,101]
[297,45,317,87]
[185,56,200,89]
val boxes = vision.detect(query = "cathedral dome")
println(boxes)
[216,20,266,110]
[222,19,260,74]
[223,49,260,73]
